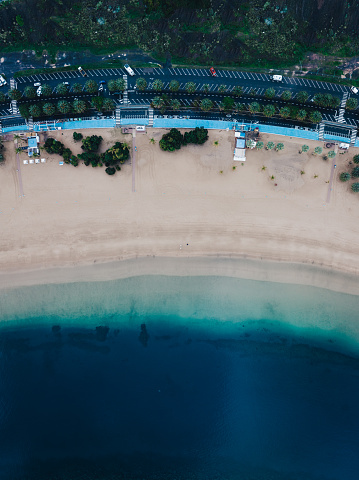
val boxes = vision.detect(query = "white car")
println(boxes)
[124,64,135,76]
[36,86,42,96]
[0,75,7,86]
[270,75,283,82]
[350,86,358,94]
[34,82,41,87]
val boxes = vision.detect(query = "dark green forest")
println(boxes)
[1,0,359,67]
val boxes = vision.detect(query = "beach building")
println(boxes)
[233,131,246,161]
[27,135,40,157]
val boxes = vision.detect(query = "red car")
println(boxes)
[210,67,217,76]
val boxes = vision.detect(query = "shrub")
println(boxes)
[351,182,359,192]
[62,148,72,162]
[353,155,359,164]
[82,135,102,152]
[105,167,116,175]
[101,142,129,165]
[352,166,359,178]
[73,132,83,141]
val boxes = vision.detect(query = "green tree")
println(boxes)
[265,87,275,99]
[8,89,22,100]
[29,104,41,117]
[202,84,209,93]
[346,98,358,110]
[108,79,125,92]
[169,80,180,92]
[57,100,71,114]
[233,85,243,97]
[249,88,257,96]
[218,84,227,93]
[248,102,260,114]
[159,128,183,151]
[353,155,359,164]
[82,135,103,152]
[297,91,309,103]
[152,79,164,91]
[276,143,284,151]
[328,150,336,159]
[84,80,98,94]
[263,104,276,117]
[56,83,69,95]
[24,86,36,99]
[266,141,275,150]
[314,146,323,155]
[183,127,208,145]
[200,98,213,112]
[41,84,53,96]
[43,102,56,116]
[73,99,87,113]
[309,111,322,123]
[256,141,264,149]
[340,172,351,182]
[91,96,104,111]
[301,145,309,153]
[73,132,83,141]
[296,109,307,121]
[101,142,129,165]
[103,98,115,111]
[170,99,181,110]
[352,166,359,177]
[351,182,359,192]
[105,167,116,175]
[18,104,30,118]
[279,106,290,118]
[281,90,292,101]
[185,82,196,94]
[72,83,83,94]
[136,77,147,91]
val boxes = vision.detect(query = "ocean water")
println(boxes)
[0,274,359,480]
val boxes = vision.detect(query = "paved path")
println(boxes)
[132,130,136,193]
[16,152,24,197]
[326,144,339,203]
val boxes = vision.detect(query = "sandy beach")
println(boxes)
[1,127,359,290]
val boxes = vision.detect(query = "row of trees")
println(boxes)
[339,155,359,192]
[18,97,115,118]
[151,94,323,123]
[159,127,208,151]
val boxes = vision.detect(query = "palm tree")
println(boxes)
[233,86,243,97]
[314,146,323,155]
[213,140,219,146]
[279,107,290,118]
[218,84,227,94]
[200,98,213,112]
[234,102,245,112]
[351,182,359,192]
[24,86,36,99]
[41,84,53,96]
[73,99,87,113]
[340,172,351,182]
[0,92,6,103]
[276,143,284,151]
[15,147,22,154]
[202,84,209,93]
[185,82,196,94]
[29,104,41,117]
[297,91,309,103]
[57,100,71,114]
[256,141,264,150]
[301,145,309,153]
[346,98,358,110]
[103,98,115,111]
[56,83,68,95]
[108,80,117,92]
[296,109,307,122]
[152,79,164,91]
[84,80,98,94]
[281,90,292,101]
[352,166,359,178]
[328,150,336,159]
[151,96,164,109]
[271,175,275,180]
[72,83,83,94]
[300,170,305,175]
[353,154,359,164]
[115,79,125,91]
[266,141,275,150]
[264,88,275,99]
[170,99,181,110]
[149,138,156,144]
[8,89,22,100]
[248,102,260,114]
[262,165,266,170]
[43,102,56,116]
[249,88,256,96]
[136,77,147,90]
[309,110,322,123]
[263,104,276,117]
[169,80,180,92]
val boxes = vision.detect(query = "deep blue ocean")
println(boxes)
[0,274,359,480]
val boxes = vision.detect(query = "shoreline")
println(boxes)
[1,255,359,296]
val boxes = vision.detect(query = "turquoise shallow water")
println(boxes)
[0,274,359,479]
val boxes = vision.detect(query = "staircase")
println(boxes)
[350,128,357,146]
[10,78,17,90]
[123,75,128,105]
[115,107,121,127]
[337,92,348,123]
[148,108,154,126]
[318,122,325,139]
[0,120,2,135]
[10,100,19,115]
[28,116,34,131]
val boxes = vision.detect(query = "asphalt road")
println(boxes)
[1,65,358,133]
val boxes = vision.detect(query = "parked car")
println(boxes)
[34,82,41,87]
[98,85,104,91]
[210,67,217,76]
[78,66,87,77]
[36,86,42,96]
[350,86,358,94]
[270,75,283,82]
[99,80,106,85]
[124,64,135,76]
[0,75,7,86]
[63,82,69,86]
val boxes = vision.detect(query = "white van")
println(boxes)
[270,75,283,82]
[124,64,135,76]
